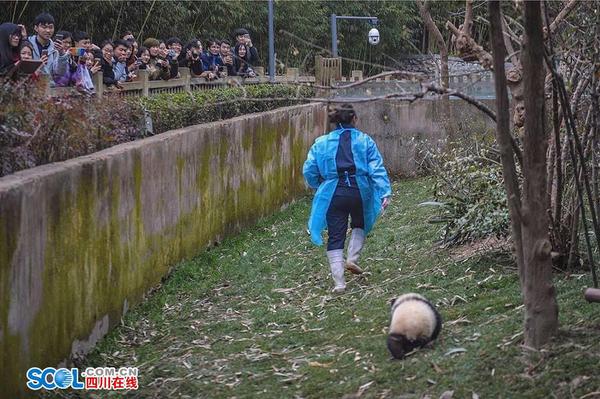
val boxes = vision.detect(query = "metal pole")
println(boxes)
[331,13,338,57]
[268,0,275,82]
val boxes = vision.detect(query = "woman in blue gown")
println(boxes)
[303,104,392,292]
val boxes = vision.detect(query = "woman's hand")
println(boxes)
[90,61,101,74]
[382,197,391,211]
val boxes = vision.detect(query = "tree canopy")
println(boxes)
[0,0,480,74]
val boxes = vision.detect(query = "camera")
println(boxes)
[191,51,199,59]
[167,49,176,59]
[368,28,380,45]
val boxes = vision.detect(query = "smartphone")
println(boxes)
[55,33,64,41]
[69,47,86,57]
[41,49,48,57]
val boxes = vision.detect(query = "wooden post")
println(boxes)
[180,67,191,93]
[351,70,363,81]
[286,67,299,82]
[315,55,323,85]
[93,71,104,97]
[139,69,149,97]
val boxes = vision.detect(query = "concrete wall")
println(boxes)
[352,99,496,176]
[0,97,495,396]
[0,104,327,397]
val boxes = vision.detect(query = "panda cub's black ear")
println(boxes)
[389,297,397,307]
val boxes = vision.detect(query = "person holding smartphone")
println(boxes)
[219,39,236,77]
[26,13,69,78]
[233,28,259,67]
[136,46,150,70]
[142,37,171,80]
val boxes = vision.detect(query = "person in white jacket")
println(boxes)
[27,13,69,81]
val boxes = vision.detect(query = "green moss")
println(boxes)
[0,193,24,397]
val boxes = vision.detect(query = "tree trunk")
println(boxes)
[520,0,559,347]
[416,0,449,89]
[488,0,524,296]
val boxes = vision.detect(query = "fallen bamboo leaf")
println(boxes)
[272,288,294,294]
[444,348,467,356]
[447,317,472,325]
[308,361,332,368]
[357,381,374,396]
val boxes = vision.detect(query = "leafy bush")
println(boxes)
[0,80,314,178]
[139,84,315,134]
[0,78,146,177]
[423,144,511,246]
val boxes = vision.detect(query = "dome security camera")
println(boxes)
[368,28,380,45]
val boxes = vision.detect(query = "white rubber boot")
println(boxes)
[346,228,365,274]
[327,249,346,293]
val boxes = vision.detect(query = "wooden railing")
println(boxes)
[91,67,315,97]
[53,57,493,98]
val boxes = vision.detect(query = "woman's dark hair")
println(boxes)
[56,30,72,41]
[136,46,148,58]
[234,44,248,60]
[166,37,182,47]
[329,104,356,125]
[0,23,21,71]
[18,40,34,54]
[100,39,113,49]
[72,31,89,43]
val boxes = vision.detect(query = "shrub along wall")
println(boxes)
[0,103,327,398]
[140,85,315,134]
[0,79,314,178]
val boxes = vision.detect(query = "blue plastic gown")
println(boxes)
[303,127,392,246]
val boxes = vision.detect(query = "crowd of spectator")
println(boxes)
[0,12,261,94]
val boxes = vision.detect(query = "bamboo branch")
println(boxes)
[549,0,578,34]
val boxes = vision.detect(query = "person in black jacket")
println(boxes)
[233,43,255,78]
[178,39,215,80]
[219,39,235,77]
[99,39,119,88]
[233,28,259,67]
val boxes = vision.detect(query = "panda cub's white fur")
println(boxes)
[387,293,441,359]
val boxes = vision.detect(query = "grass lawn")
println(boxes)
[57,178,600,398]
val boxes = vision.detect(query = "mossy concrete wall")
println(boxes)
[0,103,327,398]
[351,99,496,176]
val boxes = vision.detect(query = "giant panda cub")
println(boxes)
[387,293,442,359]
